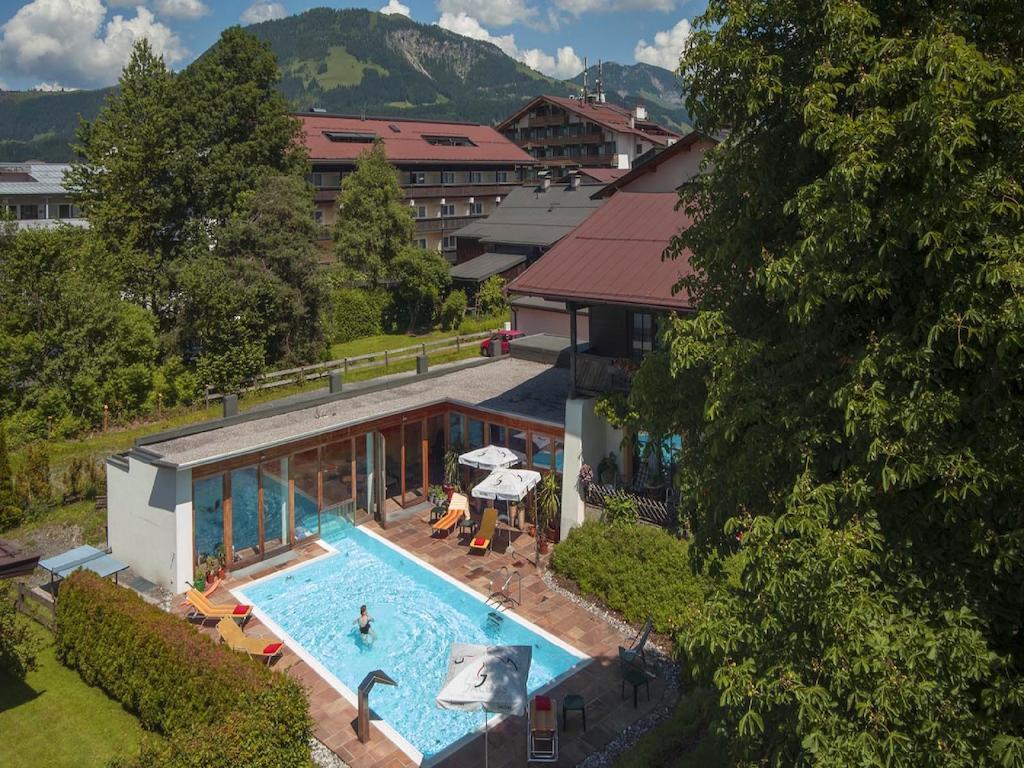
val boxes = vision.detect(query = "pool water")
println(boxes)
[237,521,587,761]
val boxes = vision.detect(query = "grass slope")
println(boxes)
[0,621,146,768]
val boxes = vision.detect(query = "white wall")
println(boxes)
[621,137,716,193]
[106,456,192,594]
[559,397,622,539]
[513,306,590,342]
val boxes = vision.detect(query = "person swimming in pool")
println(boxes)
[354,605,376,644]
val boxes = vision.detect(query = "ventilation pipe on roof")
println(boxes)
[570,171,581,190]
[538,171,551,191]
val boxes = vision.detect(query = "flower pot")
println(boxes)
[195,576,206,591]
[217,566,226,580]
[205,570,213,585]
[539,537,549,555]
[527,524,536,537]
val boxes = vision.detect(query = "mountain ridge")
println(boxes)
[0,8,689,163]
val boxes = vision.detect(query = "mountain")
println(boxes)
[0,8,691,163]
[0,88,109,162]
[568,62,690,130]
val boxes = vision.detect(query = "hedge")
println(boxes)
[327,286,386,343]
[550,521,708,638]
[56,571,312,768]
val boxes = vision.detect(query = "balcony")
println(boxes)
[573,352,637,395]
[402,183,518,200]
[414,215,483,234]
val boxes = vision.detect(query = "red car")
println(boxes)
[480,329,525,356]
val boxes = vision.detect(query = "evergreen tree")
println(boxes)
[333,141,414,284]
[617,1,1024,765]
[390,247,451,332]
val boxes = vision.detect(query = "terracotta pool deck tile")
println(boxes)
[170,518,668,767]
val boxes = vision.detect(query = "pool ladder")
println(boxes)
[488,566,522,609]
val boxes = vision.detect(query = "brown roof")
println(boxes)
[506,191,694,311]
[576,168,628,184]
[0,539,40,580]
[298,113,533,165]
[593,131,716,198]
[499,95,680,147]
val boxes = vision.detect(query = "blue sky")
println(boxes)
[0,0,706,91]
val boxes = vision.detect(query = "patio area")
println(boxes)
[177,512,669,767]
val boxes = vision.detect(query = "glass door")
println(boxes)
[403,420,425,505]
[382,425,403,510]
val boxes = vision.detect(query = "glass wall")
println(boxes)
[230,466,260,563]
[355,434,371,513]
[427,415,446,487]
[382,425,402,504]
[449,412,464,451]
[510,429,529,465]
[194,475,224,563]
[468,418,485,450]
[531,434,564,474]
[294,448,319,540]
[403,420,424,504]
[489,423,507,447]
[322,440,353,511]
[262,458,288,552]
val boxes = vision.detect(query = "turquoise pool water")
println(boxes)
[237,521,587,761]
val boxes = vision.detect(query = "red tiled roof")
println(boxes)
[499,95,681,147]
[298,114,533,165]
[507,192,694,311]
[577,168,628,184]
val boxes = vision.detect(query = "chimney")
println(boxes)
[570,171,581,190]
[633,103,648,121]
[539,171,551,191]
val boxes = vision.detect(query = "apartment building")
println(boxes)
[0,163,86,230]
[498,95,680,177]
[299,112,533,259]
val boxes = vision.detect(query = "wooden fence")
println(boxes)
[585,485,679,530]
[205,331,491,405]
[15,582,56,631]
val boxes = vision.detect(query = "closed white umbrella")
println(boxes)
[459,445,521,470]
[436,643,533,768]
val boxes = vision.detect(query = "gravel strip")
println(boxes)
[540,569,682,768]
[311,737,350,768]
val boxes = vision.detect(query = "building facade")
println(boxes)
[498,95,679,177]
[299,113,533,259]
[0,163,86,230]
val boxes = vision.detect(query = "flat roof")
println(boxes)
[450,252,526,282]
[134,357,568,469]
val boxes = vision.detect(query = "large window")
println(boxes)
[194,475,224,563]
[631,312,655,359]
[468,418,485,450]
[322,440,353,511]
[489,423,507,447]
[449,412,464,450]
[230,467,260,563]
[262,458,288,552]
[427,415,446,487]
[294,449,319,540]
[510,429,528,465]
[403,420,424,504]
[532,435,564,474]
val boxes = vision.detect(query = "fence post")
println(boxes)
[457,336,461,353]
[344,358,349,375]
[384,350,389,372]
[103,404,109,432]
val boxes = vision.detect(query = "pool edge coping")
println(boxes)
[233,525,593,768]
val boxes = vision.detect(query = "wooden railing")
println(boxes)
[205,331,491,405]
[574,352,635,395]
[15,582,56,630]
[585,485,678,530]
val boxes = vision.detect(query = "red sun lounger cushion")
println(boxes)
[262,643,283,655]
[472,537,487,547]
[535,695,551,711]
[233,605,250,615]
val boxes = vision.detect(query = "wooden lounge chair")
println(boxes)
[469,508,498,553]
[216,617,284,665]
[185,588,252,624]
[432,493,469,535]
[528,695,558,762]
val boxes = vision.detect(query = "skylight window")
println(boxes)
[323,131,377,143]
[388,124,401,133]
[423,135,477,147]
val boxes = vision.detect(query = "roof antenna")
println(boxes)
[581,57,588,102]
[597,60,605,103]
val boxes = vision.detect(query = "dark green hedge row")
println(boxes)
[56,571,312,768]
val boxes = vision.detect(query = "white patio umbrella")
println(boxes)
[471,468,541,502]
[436,643,533,768]
[458,444,521,470]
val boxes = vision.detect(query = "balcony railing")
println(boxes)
[414,215,483,233]
[402,183,518,200]
[574,352,636,395]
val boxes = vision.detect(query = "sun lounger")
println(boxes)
[185,588,252,624]
[469,508,498,553]
[216,617,285,665]
[528,695,558,762]
[432,493,469,534]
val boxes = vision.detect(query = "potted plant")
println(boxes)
[194,568,206,592]
[214,544,227,580]
[535,471,560,560]
[444,446,462,496]
[578,462,593,500]
[428,484,446,505]
[597,453,618,485]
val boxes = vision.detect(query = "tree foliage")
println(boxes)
[390,247,451,331]
[0,582,38,679]
[621,1,1024,765]
[333,141,414,284]
[476,275,508,317]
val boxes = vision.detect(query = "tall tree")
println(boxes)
[67,40,187,321]
[178,27,306,225]
[619,1,1024,766]
[333,141,414,284]
[390,247,451,331]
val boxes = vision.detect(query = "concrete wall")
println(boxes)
[621,137,716,193]
[107,456,192,593]
[512,305,590,342]
[559,397,622,539]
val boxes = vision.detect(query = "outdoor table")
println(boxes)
[38,544,129,596]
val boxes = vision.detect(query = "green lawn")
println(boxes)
[328,314,505,359]
[0,620,146,768]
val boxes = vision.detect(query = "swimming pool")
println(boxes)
[236,521,588,763]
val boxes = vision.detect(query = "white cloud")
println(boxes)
[437,12,518,58]
[379,0,411,16]
[634,18,691,71]
[519,45,583,79]
[240,2,287,24]
[153,0,209,19]
[0,1,187,89]
[33,81,79,91]
[554,0,676,15]
[437,0,536,28]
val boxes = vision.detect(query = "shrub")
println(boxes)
[551,521,706,636]
[0,581,39,678]
[56,571,311,768]
[15,442,52,509]
[603,495,640,525]
[61,456,104,503]
[327,286,384,343]
[477,275,508,316]
[440,289,468,331]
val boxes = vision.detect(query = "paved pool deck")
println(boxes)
[177,513,667,767]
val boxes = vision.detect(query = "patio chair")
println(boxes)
[185,588,252,625]
[431,493,469,535]
[469,508,498,554]
[216,618,285,665]
[619,647,651,708]
[620,615,653,665]
[528,695,558,762]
